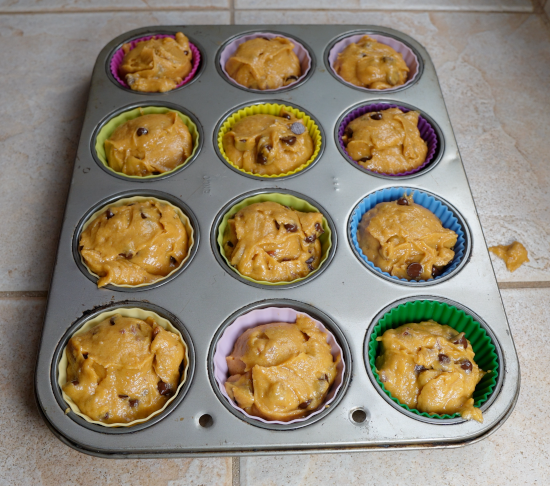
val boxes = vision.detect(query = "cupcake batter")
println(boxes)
[334,35,409,90]
[342,108,428,174]
[357,194,457,280]
[489,241,529,272]
[223,111,314,175]
[63,315,185,424]
[119,32,193,93]
[105,112,193,177]
[376,320,486,422]
[80,199,189,288]
[222,201,325,282]
[225,37,301,90]
[225,315,338,422]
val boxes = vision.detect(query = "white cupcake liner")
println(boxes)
[220,32,312,91]
[328,33,419,91]
[213,306,345,425]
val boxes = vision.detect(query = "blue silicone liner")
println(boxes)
[349,187,467,283]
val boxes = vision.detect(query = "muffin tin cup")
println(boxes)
[93,103,202,181]
[327,31,421,92]
[212,189,336,288]
[208,300,351,430]
[73,190,199,291]
[337,101,440,178]
[349,187,470,286]
[53,301,195,433]
[215,101,323,179]
[110,34,201,92]
[364,297,503,425]
[218,31,314,93]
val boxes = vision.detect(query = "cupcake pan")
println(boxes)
[35,25,520,458]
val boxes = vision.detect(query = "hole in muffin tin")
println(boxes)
[335,100,445,180]
[348,187,471,286]
[91,101,203,182]
[207,299,352,431]
[198,414,214,428]
[363,296,504,425]
[106,31,206,93]
[213,100,325,181]
[210,188,337,289]
[50,301,196,434]
[72,190,200,292]
[216,30,316,94]
[350,408,368,425]
[324,29,424,94]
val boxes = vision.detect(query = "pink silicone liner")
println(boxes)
[110,34,201,91]
[213,307,345,425]
[219,32,312,91]
[328,33,419,91]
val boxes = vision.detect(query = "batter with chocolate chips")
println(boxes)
[223,110,313,176]
[222,201,325,282]
[357,194,457,280]
[342,108,428,174]
[225,314,338,422]
[334,35,409,90]
[79,199,189,288]
[376,320,486,422]
[225,36,301,90]
[105,112,193,177]
[63,315,186,424]
[119,32,193,93]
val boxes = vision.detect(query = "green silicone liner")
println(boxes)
[368,300,499,420]
[94,106,200,180]
[217,193,332,286]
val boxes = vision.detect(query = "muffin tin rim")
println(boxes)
[71,189,201,292]
[207,298,353,431]
[363,295,505,425]
[50,300,196,434]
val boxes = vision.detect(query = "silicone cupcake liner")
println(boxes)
[110,34,201,91]
[349,187,467,283]
[338,103,438,177]
[219,32,312,91]
[217,103,322,179]
[213,306,345,426]
[77,196,195,288]
[58,307,190,428]
[328,33,419,91]
[367,300,499,421]
[94,106,200,180]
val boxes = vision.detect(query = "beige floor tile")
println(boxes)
[0,11,229,292]
[240,288,550,486]
[0,0,230,11]
[0,297,232,486]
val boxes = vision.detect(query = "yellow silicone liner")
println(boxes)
[79,196,194,288]
[217,103,322,178]
[217,193,332,286]
[57,307,190,428]
[94,106,200,179]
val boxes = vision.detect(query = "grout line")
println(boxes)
[233,7,534,14]
[498,281,550,289]
[232,456,240,486]
[230,0,235,24]
[0,291,48,299]
[0,7,230,15]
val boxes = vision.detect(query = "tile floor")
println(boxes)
[0,1,549,484]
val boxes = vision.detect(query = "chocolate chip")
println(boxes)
[397,197,409,206]
[184,50,189,55]
[257,153,268,165]
[170,256,177,266]
[345,127,353,138]
[307,263,314,271]
[281,113,291,120]
[267,251,276,257]
[281,135,297,145]
[227,241,234,247]
[438,354,451,364]
[274,221,280,230]
[264,144,273,152]
[71,380,79,386]
[284,223,298,232]
[407,262,423,278]
[136,127,148,136]
[120,329,126,334]
[414,365,428,373]
[119,252,133,259]
[286,75,298,81]
[152,326,161,338]
[314,222,324,234]
[305,234,316,243]
[158,381,171,396]
[453,335,468,349]
[298,399,312,409]
[118,394,128,399]
[359,156,372,162]
[432,266,442,278]
[141,212,147,219]
[104,413,110,420]
[82,353,88,359]
[79,245,84,251]
[305,256,315,264]
[290,122,306,135]
[370,112,383,120]
[152,171,161,175]
[323,374,329,381]
[461,360,473,372]
[382,56,393,63]
[129,399,139,408]
[110,317,116,326]
[403,331,409,336]
[105,210,114,219]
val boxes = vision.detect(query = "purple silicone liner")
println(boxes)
[338,103,438,177]
[219,32,312,91]
[110,34,201,91]
[328,33,419,91]
[213,307,345,426]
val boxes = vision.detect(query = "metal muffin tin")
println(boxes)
[34,25,520,457]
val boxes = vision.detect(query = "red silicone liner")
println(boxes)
[110,34,201,91]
